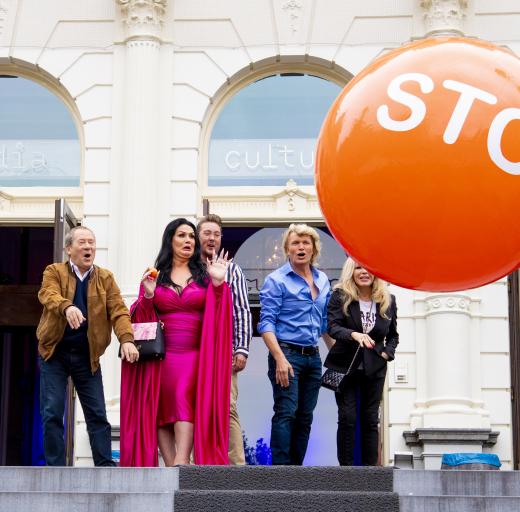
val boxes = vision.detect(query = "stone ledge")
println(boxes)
[403,428,499,447]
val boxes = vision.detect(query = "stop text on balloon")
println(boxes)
[376,72,520,176]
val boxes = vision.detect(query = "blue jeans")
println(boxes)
[268,345,322,465]
[39,342,115,466]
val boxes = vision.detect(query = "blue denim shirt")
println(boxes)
[258,261,331,346]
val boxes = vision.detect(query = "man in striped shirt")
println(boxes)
[197,214,252,465]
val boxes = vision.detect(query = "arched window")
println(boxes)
[0,76,80,187]
[208,73,341,187]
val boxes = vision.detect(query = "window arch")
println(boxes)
[205,60,349,189]
[0,74,81,187]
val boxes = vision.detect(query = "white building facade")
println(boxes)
[0,0,518,469]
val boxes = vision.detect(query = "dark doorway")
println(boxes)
[219,223,367,465]
[221,225,344,337]
[0,226,53,465]
[222,225,337,259]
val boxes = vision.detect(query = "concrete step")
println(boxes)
[0,467,178,493]
[400,495,520,512]
[0,466,394,493]
[0,466,396,512]
[174,490,399,512]
[0,491,174,512]
[178,465,394,491]
[394,469,520,497]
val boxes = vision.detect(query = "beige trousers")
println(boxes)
[228,371,246,465]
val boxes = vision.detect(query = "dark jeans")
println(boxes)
[39,342,115,466]
[268,346,322,465]
[335,369,386,466]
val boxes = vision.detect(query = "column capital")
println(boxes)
[420,0,468,37]
[117,0,167,41]
[424,293,472,315]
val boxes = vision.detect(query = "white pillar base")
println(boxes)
[403,428,499,469]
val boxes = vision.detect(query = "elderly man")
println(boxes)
[258,223,333,465]
[197,214,252,465]
[37,226,138,466]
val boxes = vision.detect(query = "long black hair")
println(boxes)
[154,218,208,290]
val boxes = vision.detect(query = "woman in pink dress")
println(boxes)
[120,218,233,466]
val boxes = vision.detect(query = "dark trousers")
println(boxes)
[268,346,322,465]
[335,369,386,466]
[39,342,115,466]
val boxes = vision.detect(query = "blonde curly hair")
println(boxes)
[334,257,391,318]
[282,224,322,266]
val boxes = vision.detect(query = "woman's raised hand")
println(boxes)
[141,267,160,298]
[207,249,231,286]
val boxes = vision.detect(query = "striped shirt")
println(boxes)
[225,262,253,357]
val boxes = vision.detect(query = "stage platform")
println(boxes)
[1,465,519,511]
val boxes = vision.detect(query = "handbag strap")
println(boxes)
[130,296,161,322]
[345,345,361,375]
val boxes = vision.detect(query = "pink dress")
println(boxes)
[156,282,205,425]
[120,280,232,467]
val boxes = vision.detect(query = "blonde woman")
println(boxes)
[324,258,398,466]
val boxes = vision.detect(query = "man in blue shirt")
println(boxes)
[258,224,333,465]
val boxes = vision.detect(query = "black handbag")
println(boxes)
[321,368,347,392]
[120,303,165,361]
[321,345,360,392]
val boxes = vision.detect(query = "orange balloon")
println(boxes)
[316,37,520,291]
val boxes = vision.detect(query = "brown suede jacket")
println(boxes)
[36,262,134,372]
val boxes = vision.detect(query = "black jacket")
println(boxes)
[324,290,399,378]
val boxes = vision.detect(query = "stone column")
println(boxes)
[405,292,497,468]
[91,1,170,455]
[418,294,489,426]
[420,0,468,36]
[401,1,498,471]
[114,0,168,297]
